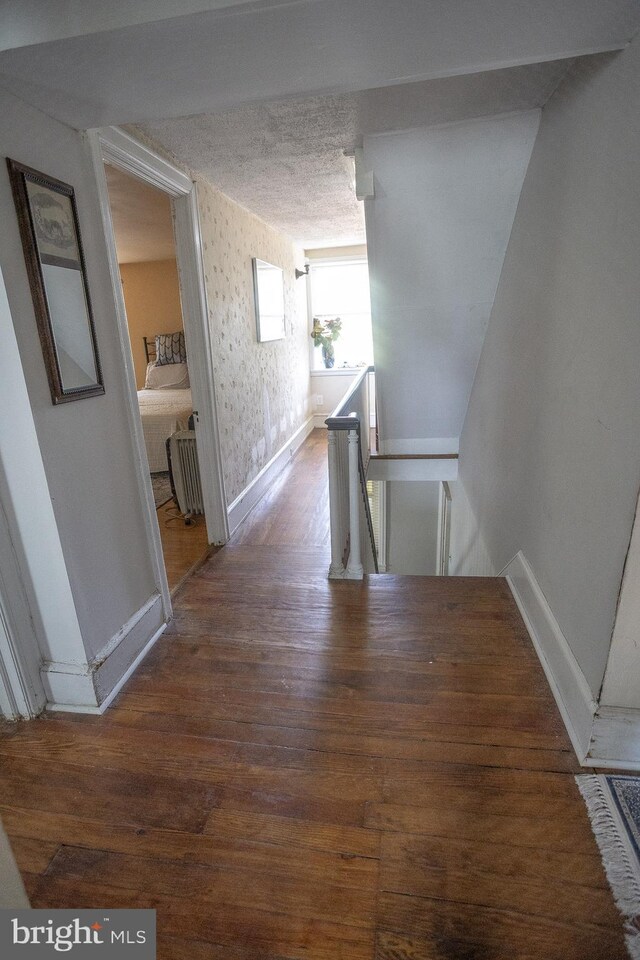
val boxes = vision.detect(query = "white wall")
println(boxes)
[363,111,539,451]
[0,88,158,668]
[0,1,634,129]
[387,481,440,575]
[456,41,640,697]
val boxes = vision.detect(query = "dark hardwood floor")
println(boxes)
[0,430,626,958]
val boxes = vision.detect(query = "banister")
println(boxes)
[355,422,379,574]
[325,412,358,431]
[324,366,378,579]
[326,365,374,423]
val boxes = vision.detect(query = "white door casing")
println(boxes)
[87,127,229,622]
[0,265,86,717]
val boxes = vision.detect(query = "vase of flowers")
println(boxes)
[311,317,342,369]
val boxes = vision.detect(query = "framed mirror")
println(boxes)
[7,159,104,404]
[252,258,285,342]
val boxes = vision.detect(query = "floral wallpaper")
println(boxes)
[196,179,311,504]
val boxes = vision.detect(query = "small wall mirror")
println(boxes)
[253,258,285,342]
[7,159,104,404]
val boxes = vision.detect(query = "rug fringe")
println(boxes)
[577,775,640,959]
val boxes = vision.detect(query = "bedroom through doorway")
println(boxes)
[103,164,210,590]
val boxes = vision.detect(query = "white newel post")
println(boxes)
[345,428,363,579]
[327,430,345,578]
[325,368,375,581]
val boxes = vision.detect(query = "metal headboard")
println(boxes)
[143,337,156,364]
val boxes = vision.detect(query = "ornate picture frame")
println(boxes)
[7,158,105,404]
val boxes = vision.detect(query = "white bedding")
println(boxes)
[137,388,193,473]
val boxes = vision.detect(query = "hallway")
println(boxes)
[0,430,627,958]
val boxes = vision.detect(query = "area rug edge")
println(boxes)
[576,774,640,959]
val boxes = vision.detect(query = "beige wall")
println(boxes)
[196,179,310,504]
[120,259,183,388]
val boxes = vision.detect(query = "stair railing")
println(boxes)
[325,366,378,579]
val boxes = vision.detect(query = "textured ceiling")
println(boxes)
[105,164,176,263]
[0,0,635,129]
[134,59,575,248]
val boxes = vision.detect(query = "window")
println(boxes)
[309,258,373,370]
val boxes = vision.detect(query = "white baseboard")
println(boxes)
[228,417,315,535]
[313,414,328,428]
[43,593,166,714]
[41,662,98,711]
[586,707,640,769]
[502,551,596,764]
[92,594,165,706]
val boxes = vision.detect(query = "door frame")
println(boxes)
[0,566,38,720]
[87,127,229,618]
[0,265,79,719]
[437,480,452,576]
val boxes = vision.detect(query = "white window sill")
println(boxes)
[310,367,366,377]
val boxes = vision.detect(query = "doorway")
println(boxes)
[103,165,210,589]
[88,127,229,601]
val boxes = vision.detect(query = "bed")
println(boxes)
[137,335,193,473]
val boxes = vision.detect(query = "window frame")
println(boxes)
[306,254,372,373]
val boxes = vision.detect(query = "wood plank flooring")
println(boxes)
[0,430,626,958]
[157,497,211,591]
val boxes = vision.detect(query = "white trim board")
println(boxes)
[96,127,193,194]
[502,551,640,769]
[175,184,230,544]
[228,417,315,535]
[367,458,458,482]
[87,128,172,624]
[310,368,364,378]
[502,551,597,764]
[88,125,229,557]
[0,599,23,720]
[380,437,459,455]
[0,265,84,717]
[588,708,640,770]
[0,522,46,719]
[44,593,166,713]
